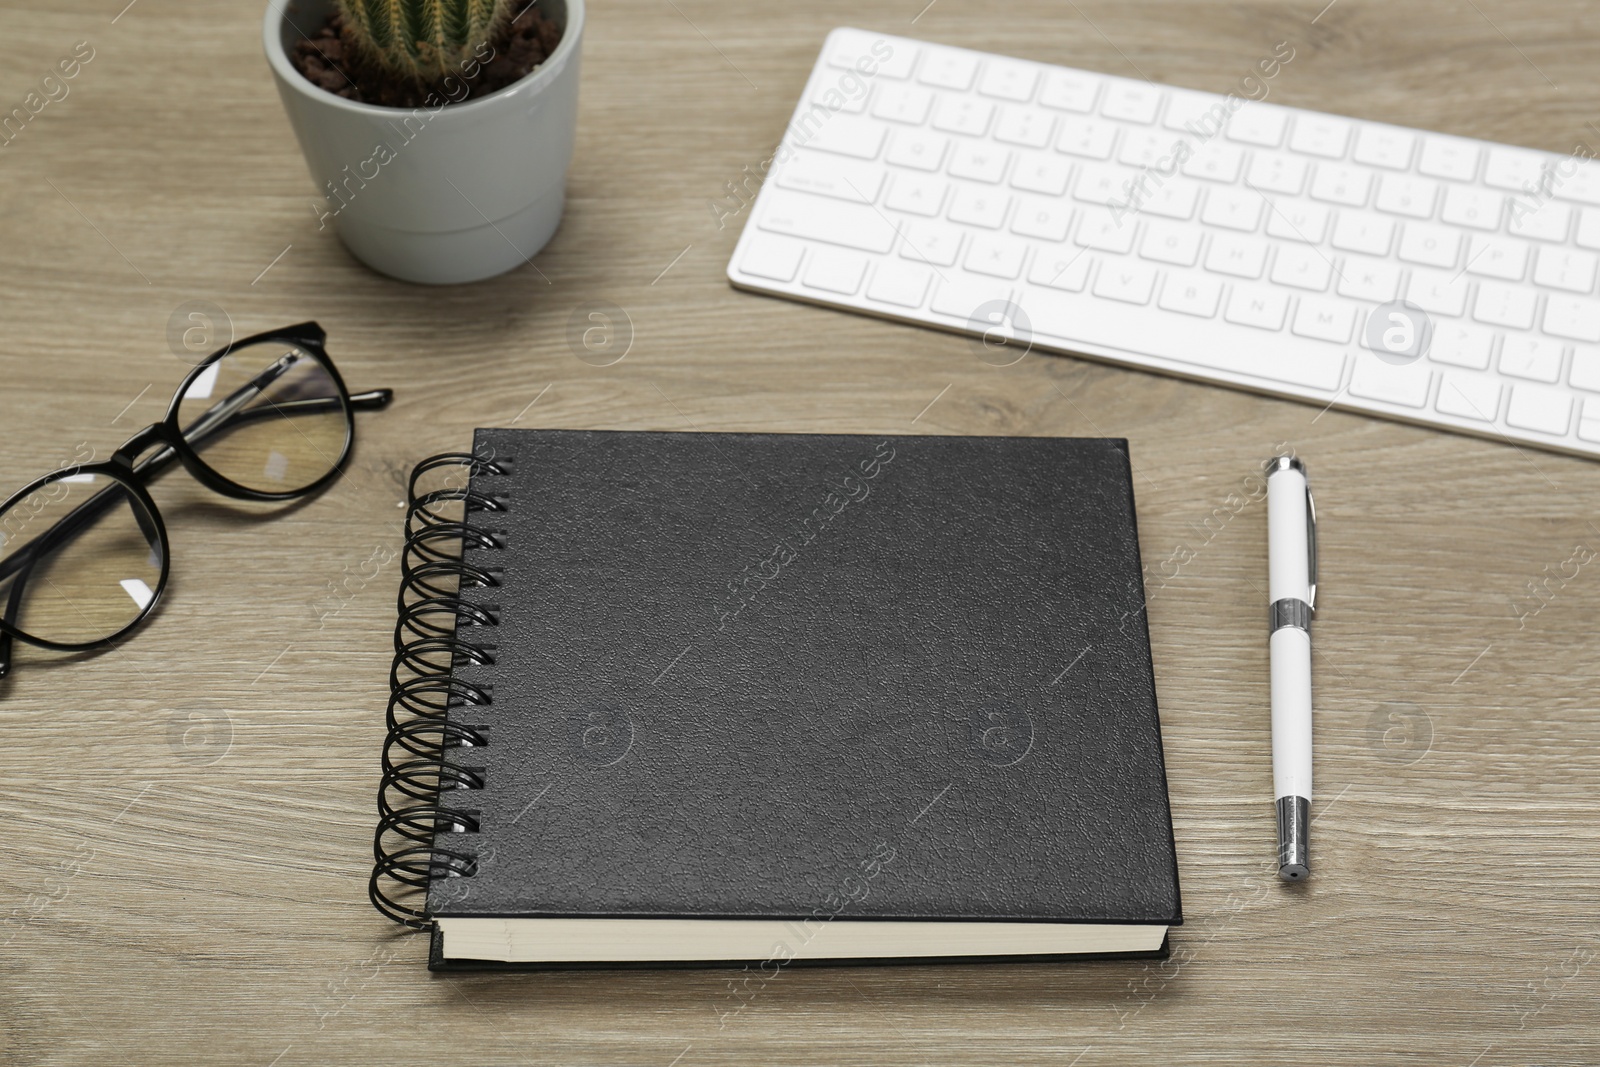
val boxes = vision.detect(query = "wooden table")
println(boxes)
[3,1,1598,1063]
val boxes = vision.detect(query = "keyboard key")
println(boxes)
[1206,234,1269,279]
[1292,297,1356,343]
[1010,196,1073,241]
[739,234,805,282]
[1578,209,1600,250]
[1508,200,1571,242]
[806,117,887,160]
[1374,174,1439,219]
[885,172,948,216]
[994,106,1055,148]
[1552,160,1600,206]
[1093,258,1157,304]
[1532,247,1599,293]
[947,185,1010,228]
[760,190,900,253]
[1440,186,1504,231]
[776,150,885,203]
[1289,115,1351,159]
[826,31,915,79]
[865,260,932,307]
[919,51,978,91]
[1246,152,1308,195]
[1271,245,1333,291]
[978,59,1039,102]
[1226,101,1287,147]
[1330,211,1395,256]
[1056,116,1118,159]
[1580,398,1600,441]
[1337,256,1401,302]
[811,78,867,114]
[899,220,963,265]
[932,97,995,137]
[803,247,868,294]
[1164,90,1224,132]
[1398,223,1461,268]
[1418,137,1480,181]
[1101,82,1162,124]
[1028,249,1091,291]
[1265,201,1331,244]
[1182,142,1245,183]
[1435,372,1502,421]
[1143,180,1202,220]
[1500,335,1564,383]
[1075,207,1138,254]
[873,84,935,125]
[1353,126,1415,170]
[1545,295,1600,343]
[1506,383,1572,435]
[1158,272,1223,317]
[1571,347,1600,391]
[1483,147,1548,192]
[1201,187,1263,231]
[886,130,950,171]
[948,143,1010,184]
[1473,282,1538,330]
[1429,323,1495,369]
[1119,129,1177,169]
[1429,335,1500,392]
[966,234,1027,279]
[1039,70,1101,113]
[1349,355,1432,407]
[1224,284,1288,330]
[1464,236,1529,281]
[930,275,1010,318]
[1074,163,1138,206]
[1406,268,1470,317]
[1140,220,1202,266]
[1309,163,1371,207]
[1010,152,1071,195]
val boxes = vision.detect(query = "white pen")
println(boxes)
[1266,456,1316,882]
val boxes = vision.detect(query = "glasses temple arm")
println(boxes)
[172,385,391,463]
[0,383,392,603]
[0,478,159,589]
[178,354,300,445]
[0,569,26,677]
[350,389,394,409]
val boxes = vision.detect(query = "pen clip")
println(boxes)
[1305,479,1317,612]
[1267,455,1317,611]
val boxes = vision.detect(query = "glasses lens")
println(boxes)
[0,471,164,644]
[176,340,349,493]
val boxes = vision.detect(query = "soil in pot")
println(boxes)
[291,5,563,108]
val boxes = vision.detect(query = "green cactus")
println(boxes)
[337,0,513,84]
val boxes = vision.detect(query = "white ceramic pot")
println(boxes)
[263,0,582,285]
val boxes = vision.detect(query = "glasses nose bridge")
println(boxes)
[111,423,172,467]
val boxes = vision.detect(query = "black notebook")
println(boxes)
[373,429,1181,970]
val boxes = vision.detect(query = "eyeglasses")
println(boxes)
[0,322,392,677]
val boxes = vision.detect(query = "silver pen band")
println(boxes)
[1276,795,1310,881]
[1269,597,1312,634]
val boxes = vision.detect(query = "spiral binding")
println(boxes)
[370,451,509,929]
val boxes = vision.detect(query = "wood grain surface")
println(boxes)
[2,1,1599,1064]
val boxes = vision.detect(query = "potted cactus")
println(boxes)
[263,0,584,284]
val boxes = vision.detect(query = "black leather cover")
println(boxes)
[427,430,1180,945]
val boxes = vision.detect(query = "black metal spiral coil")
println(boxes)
[369,452,508,929]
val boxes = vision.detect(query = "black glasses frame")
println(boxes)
[0,321,392,676]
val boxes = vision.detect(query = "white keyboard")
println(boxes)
[727,28,1600,460]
